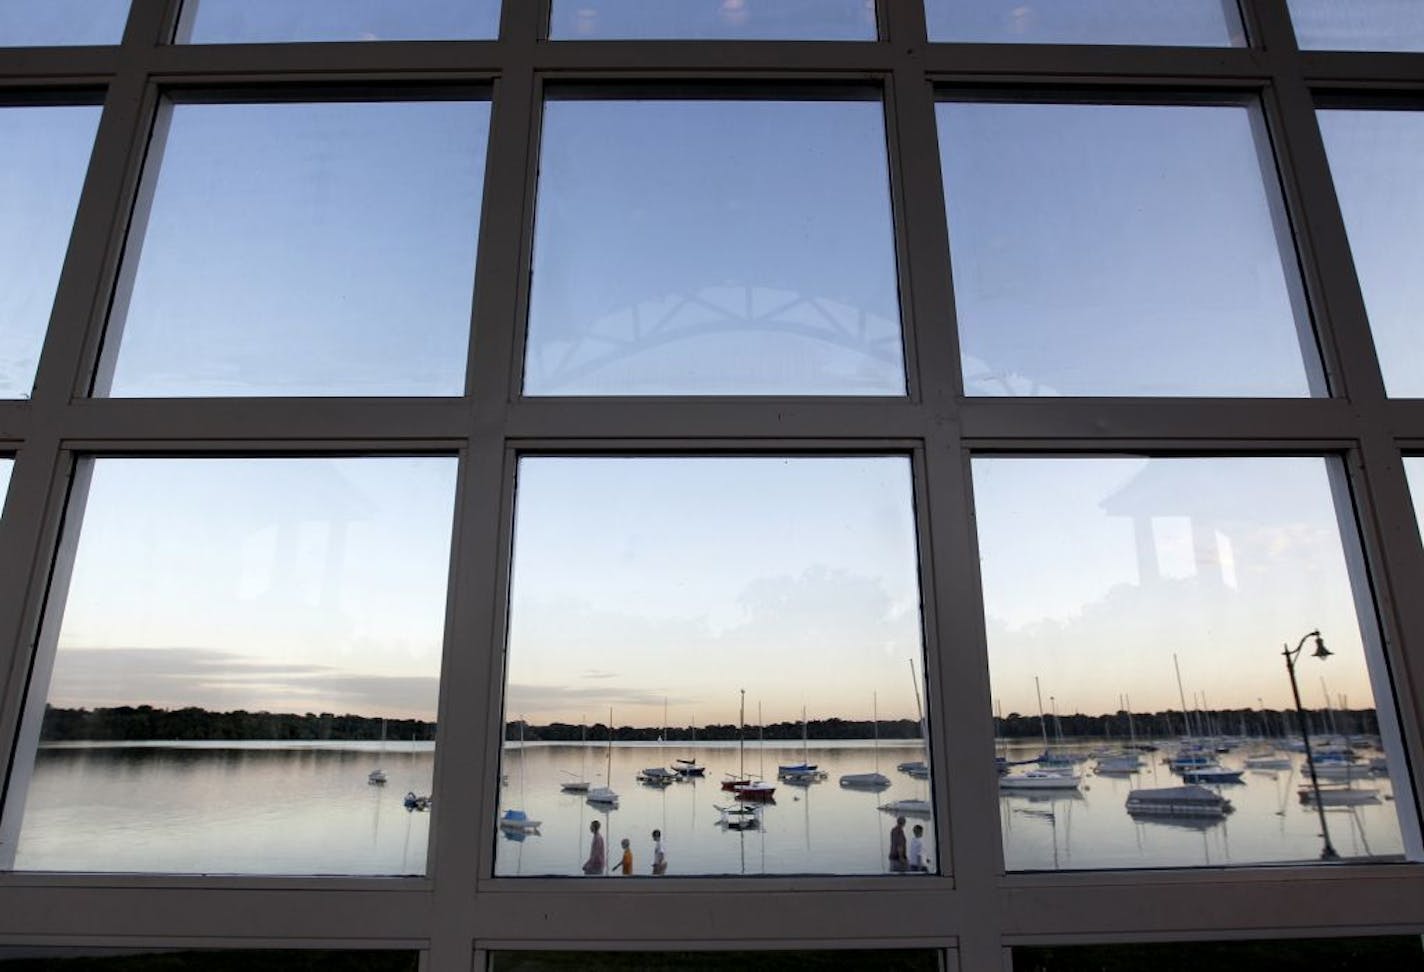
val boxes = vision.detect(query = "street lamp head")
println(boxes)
[1311,632,1332,661]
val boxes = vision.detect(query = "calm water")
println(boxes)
[11,737,1407,875]
[495,740,935,877]
[15,741,434,875]
[997,739,1405,870]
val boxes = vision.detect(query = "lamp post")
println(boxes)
[1283,629,1338,861]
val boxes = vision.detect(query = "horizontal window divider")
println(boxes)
[1303,52,1424,88]
[998,868,1424,937]
[532,40,899,74]
[467,886,963,942]
[0,883,436,940]
[0,50,120,84]
[504,400,930,440]
[50,398,475,442]
[956,398,1359,441]
[932,80,1269,103]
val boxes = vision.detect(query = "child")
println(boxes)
[908,824,928,872]
[618,837,633,875]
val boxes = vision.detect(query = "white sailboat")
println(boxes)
[560,717,591,793]
[733,699,776,801]
[585,707,620,807]
[1003,680,1080,790]
[839,692,891,789]
[779,706,827,784]
[367,717,388,785]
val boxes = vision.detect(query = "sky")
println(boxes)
[45,458,457,721]
[974,457,1385,722]
[1318,110,1424,396]
[180,0,499,43]
[0,2,129,45]
[0,105,101,399]
[504,457,925,728]
[939,101,1320,398]
[525,98,904,396]
[548,0,875,40]
[924,0,1243,45]
[1286,0,1424,51]
[102,100,489,397]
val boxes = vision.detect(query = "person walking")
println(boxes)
[582,820,606,875]
[618,837,633,875]
[651,829,667,875]
[908,823,928,872]
[888,816,908,872]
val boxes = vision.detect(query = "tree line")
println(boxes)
[40,705,435,742]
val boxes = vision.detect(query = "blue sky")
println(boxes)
[180,0,499,43]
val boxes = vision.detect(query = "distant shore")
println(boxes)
[38,703,1379,743]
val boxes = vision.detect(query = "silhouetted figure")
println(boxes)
[651,829,667,875]
[889,816,908,872]
[582,820,605,875]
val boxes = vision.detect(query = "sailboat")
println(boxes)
[674,712,706,777]
[585,707,620,807]
[779,707,827,784]
[839,692,891,789]
[721,690,752,792]
[1002,679,1080,790]
[733,700,775,802]
[896,658,931,779]
[367,717,388,785]
[560,717,591,793]
[638,699,677,786]
[499,717,541,835]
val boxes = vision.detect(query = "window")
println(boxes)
[176,0,500,44]
[924,0,1245,46]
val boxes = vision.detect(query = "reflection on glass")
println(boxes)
[0,105,101,399]
[972,456,1411,871]
[99,99,489,398]
[177,0,499,43]
[1288,0,1424,52]
[1013,937,1423,971]
[491,951,940,972]
[549,0,876,40]
[497,458,930,876]
[524,99,905,396]
[0,459,12,505]
[938,102,1318,397]
[6,457,457,875]
[925,0,1244,46]
[0,2,129,45]
[1317,110,1424,398]
[0,949,420,971]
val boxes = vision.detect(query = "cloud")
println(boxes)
[44,647,439,720]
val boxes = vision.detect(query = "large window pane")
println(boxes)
[97,99,489,397]
[497,458,930,876]
[548,1,876,40]
[925,0,1244,46]
[973,456,1412,871]
[0,105,101,398]
[1317,110,1424,397]
[524,98,905,396]
[938,101,1319,397]
[1288,0,1424,52]
[3,457,456,875]
[0,2,129,46]
[177,0,499,44]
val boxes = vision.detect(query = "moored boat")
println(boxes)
[1178,764,1244,784]
[1125,784,1233,818]
[1000,770,1082,790]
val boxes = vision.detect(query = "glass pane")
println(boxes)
[0,2,129,46]
[0,105,101,398]
[524,99,905,396]
[1013,937,1423,971]
[98,99,489,397]
[178,0,499,44]
[0,949,419,971]
[1317,110,1424,397]
[497,458,931,876]
[5,457,456,875]
[1288,0,1424,52]
[926,0,1244,46]
[549,1,876,40]
[491,951,941,972]
[938,102,1319,397]
[973,456,1411,871]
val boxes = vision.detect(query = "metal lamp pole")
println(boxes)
[1283,629,1338,861]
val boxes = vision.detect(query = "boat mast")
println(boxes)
[1034,676,1049,753]
[872,691,880,773]
[1172,653,1192,738]
[909,657,926,750]
[758,700,765,782]
[1125,693,1137,748]
[739,688,746,779]
[606,706,613,786]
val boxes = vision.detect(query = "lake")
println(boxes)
[9,737,1406,876]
